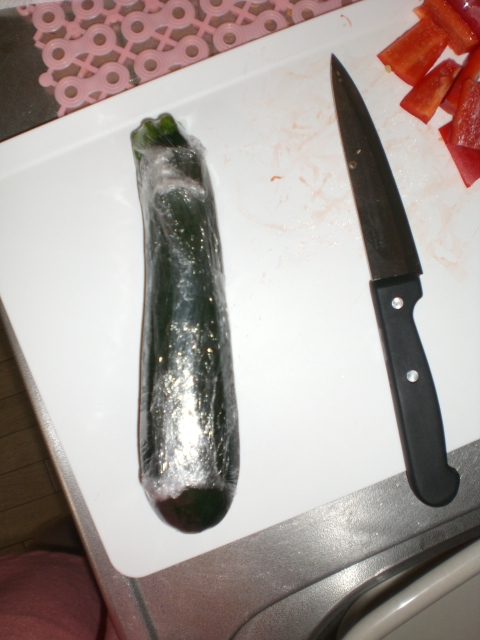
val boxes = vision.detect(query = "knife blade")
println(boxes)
[331,54,459,507]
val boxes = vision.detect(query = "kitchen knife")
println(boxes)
[331,54,460,507]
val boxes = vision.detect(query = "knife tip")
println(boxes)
[330,54,345,81]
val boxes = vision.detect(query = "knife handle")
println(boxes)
[370,275,460,507]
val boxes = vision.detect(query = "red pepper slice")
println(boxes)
[378,18,449,86]
[451,79,480,150]
[445,0,480,38]
[439,122,480,187]
[414,0,478,54]
[441,47,480,115]
[400,59,461,123]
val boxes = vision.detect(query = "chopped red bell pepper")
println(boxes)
[414,0,478,54]
[400,59,461,123]
[445,0,480,38]
[378,18,449,86]
[441,47,480,114]
[451,79,480,150]
[439,122,480,186]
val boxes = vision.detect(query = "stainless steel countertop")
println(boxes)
[0,9,57,143]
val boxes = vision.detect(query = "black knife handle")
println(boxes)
[370,275,459,507]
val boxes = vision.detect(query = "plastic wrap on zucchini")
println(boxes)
[131,114,239,534]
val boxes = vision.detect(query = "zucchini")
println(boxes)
[132,114,239,533]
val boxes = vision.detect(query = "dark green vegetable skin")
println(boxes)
[132,115,239,534]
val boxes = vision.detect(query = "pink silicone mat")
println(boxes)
[18,0,359,116]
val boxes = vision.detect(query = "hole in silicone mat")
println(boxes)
[132,21,144,33]
[264,19,277,31]
[301,8,313,19]
[43,11,55,22]
[186,44,199,57]
[107,71,119,83]
[145,58,157,71]
[65,86,78,98]
[94,33,107,45]
[211,0,222,6]
[53,48,65,60]
[223,32,236,44]
[172,6,185,19]
[82,0,94,8]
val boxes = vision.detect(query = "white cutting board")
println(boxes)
[1,0,480,578]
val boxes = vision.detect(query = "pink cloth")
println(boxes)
[0,551,120,640]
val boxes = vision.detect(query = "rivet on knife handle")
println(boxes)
[331,55,459,507]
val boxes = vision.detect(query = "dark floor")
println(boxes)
[0,318,71,557]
